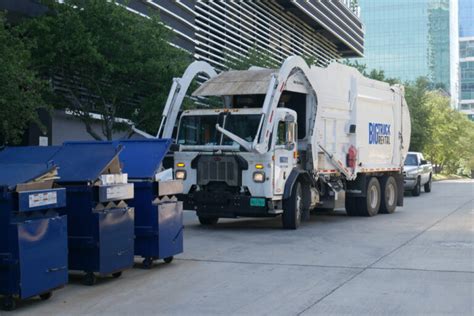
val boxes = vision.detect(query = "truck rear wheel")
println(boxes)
[361,177,381,216]
[198,216,219,226]
[282,181,302,229]
[380,176,397,214]
[345,177,381,217]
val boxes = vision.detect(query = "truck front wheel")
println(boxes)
[198,216,219,226]
[282,181,302,229]
[380,176,397,214]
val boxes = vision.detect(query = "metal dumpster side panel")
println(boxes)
[130,182,158,257]
[60,187,100,272]
[98,208,135,275]
[158,201,184,259]
[0,193,19,296]
[17,215,68,299]
[130,182,183,259]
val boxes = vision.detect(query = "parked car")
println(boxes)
[403,152,433,196]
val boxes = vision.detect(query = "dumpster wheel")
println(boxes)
[82,272,97,286]
[112,272,122,279]
[1,296,15,311]
[142,258,153,269]
[39,292,52,301]
[164,256,174,264]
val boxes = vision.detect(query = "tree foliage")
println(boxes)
[20,0,190,140]
[0,14,47,145]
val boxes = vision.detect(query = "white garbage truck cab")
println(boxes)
[157,56,411,229]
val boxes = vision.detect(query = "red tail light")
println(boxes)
[347,145,357,169]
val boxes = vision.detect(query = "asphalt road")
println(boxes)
[5,179,473,315]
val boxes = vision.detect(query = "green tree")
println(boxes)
[404,77,431,152]
[21,0,190,140]
[0,14,47,145]
[417,91,474,175]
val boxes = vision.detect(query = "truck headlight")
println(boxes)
[175,170,186,180]
[253,171,265,183]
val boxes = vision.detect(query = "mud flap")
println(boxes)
[395,173,404,206]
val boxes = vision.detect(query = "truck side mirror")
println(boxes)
[420,159,427,165]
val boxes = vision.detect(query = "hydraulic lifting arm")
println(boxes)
[157,61,218,139]
[252,56,316,154]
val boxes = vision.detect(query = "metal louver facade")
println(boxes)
[127,0,364,69]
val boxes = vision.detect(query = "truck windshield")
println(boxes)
[404,154,418,166]
[222,114,261,145]
[177,114,261,146]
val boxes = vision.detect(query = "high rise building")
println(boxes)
[459,0,474,120]
[355,0,459,105]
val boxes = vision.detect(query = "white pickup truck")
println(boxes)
[403,151,433,196]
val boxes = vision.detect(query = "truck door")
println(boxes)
[273,117,297,195]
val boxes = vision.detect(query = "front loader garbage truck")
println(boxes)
[156,56,411,229]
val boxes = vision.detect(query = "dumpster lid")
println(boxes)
[51,142,123,183]
[117,139,172,179]
[0,146,60,164]
[0,163,57,190]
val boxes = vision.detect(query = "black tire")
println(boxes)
[163,256,174,264]
[112,271,122,279]
[359,177,381,216]
[380,176,398,214]
[424,175,432,193]
[142,258,153,269]
[345,196,359,216]
[282,181,303,229]
[412,177,421,196]
[39,292,53,301]
[1,296,15,311]
[198,216,219,226]
[82,272,97,286]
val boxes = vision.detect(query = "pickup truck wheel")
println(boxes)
[282,181,302,229]
[359,177,381,216]
[412,178,421,196]
[198,216,219,226]
[380,176,397,214]
[424,175,432,193]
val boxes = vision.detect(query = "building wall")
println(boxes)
[459,0,474,120]
[355,0,457,103]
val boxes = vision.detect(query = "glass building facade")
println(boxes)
[459,0,474,120]
[355,0,456,94]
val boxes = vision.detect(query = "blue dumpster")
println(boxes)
[49,142,135,285]
[0,151,68,311]
[117,139,183,269]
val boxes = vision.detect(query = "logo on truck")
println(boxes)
[369,123,391,145]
